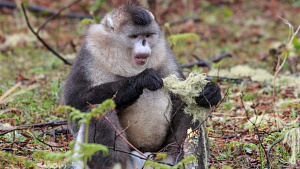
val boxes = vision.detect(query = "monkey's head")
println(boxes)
[86,3,168,77]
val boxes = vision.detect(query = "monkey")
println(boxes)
[63,2,221,169]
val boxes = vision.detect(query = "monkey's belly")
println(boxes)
[119,89,171,152]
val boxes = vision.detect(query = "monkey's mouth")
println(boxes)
[134,53,149,66]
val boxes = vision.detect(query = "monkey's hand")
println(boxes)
[196,82,221,108]
[136,68,163,91]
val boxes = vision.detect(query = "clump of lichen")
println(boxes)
[244,115,278,129]
[282,127,300,165]
[163,71,210,122]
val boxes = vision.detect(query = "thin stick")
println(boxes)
[240,93,270,168]
[36,0,81,34]
[0,82,22,101]
[20,2,72,66]
[0,120,67,132]
[272,24,300,102]
[87,103,150,160]
[267,135,284,167]
[181,52,232,69]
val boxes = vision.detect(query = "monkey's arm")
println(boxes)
[66,68,163,111]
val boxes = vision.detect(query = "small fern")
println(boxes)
[144,155,196,169]
[33,99,115,167]
[154,152,168,162]
[0,151,35,168]
[34,141,108,166]
[172,155,196,169]
[80,18,96,26]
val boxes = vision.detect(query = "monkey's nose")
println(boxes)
[142,39,146,46]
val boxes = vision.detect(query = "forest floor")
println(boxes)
[0,0,299,168]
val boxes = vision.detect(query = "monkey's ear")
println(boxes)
[106,17,114,32]
[148,11,155,20]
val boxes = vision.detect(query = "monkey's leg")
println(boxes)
[72,109,130,169]
[161,99,209,169]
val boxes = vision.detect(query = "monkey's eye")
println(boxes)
[129,35,138,39]
[145,34,153,38]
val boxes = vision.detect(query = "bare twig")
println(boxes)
[181,59,211,69]
[30,127,65,150]
[205,76,276,88]
[36,0,81,34]
[0,1,15,9]
[20,2,73,66]
[1,132,22,151]
[208,52,232,63]
[0,120,67,133]
[87,103,150,160]
[181,52,232,69]
[0,82,22,102]
[267,135,284,168]
[44,125,68,133]
[240,93,270,169]
[222,134,237,139]
[102,115,150,159]
[0,1,92,19]
[272,24,300,102]
[116,120,138,139]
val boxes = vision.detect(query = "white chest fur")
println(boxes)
[119,89,171,151]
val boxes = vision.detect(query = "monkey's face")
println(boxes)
[100,4,160,69]
[87,4,167,77]
[128,33,156,66]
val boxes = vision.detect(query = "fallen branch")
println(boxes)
[181,57,212,69]
[208,52,232,63]
[0,1,15,9]
[205,76,243,84]
[181,52,232,69]
[30,127,67,150]
[222,134,237,139]
[21,2,73,66]
[0,1,92,19]
[206,76,276,88]
[0,82,22,102]
[0,120,67,133]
